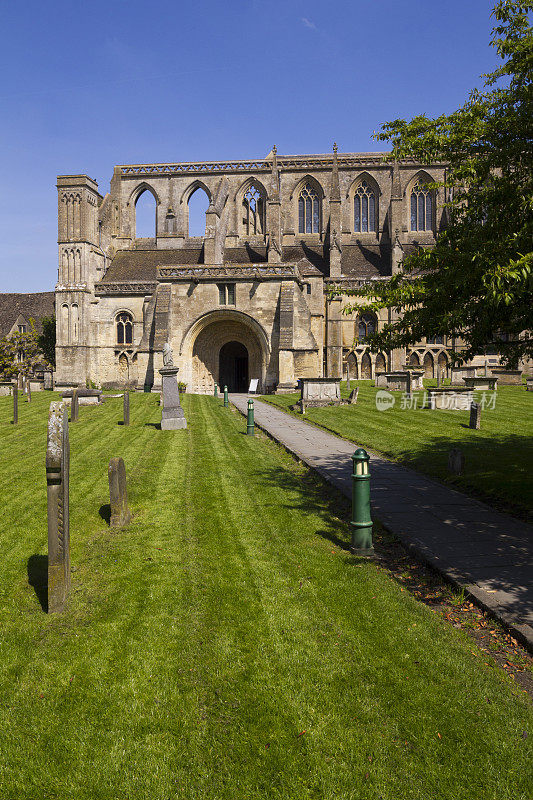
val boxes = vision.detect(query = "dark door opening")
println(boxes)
[219,341,248,393]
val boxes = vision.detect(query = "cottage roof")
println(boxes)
[0,292,55,338]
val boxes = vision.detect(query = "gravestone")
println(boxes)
[346,362,351,392]
[469,401,481,430]
[159,347,187,430]
[13,385,18,424]
[27,380,31,403]
[448,448,465,476]
[46,402,70,613]
[406,370,413,398]
[71,388,79,422]
[437,369,442,388]
[108,457,131,527]
[349,387,359,404]
[123,390,130,426]
[44,372,53,390]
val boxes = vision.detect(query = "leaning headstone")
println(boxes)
[108,457,131,528]
[46,402,70,613]
[123,390,130,426]
[448,447,465,476]
[469,401,481,430]
[71,388,79,422]
[349,387,359,405]
[13,385,18,424]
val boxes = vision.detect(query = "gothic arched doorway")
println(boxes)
[219,341,249,392]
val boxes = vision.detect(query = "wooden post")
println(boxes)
[123,390,130,426]
[13,385,18,424]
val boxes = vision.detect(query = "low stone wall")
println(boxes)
[0,382,13,396]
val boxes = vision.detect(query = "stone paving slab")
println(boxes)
[231,394,533,650]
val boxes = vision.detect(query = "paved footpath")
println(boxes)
[231,394,533,649]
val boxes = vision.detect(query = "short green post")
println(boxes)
[247,398,255,436]
[351,448,374,556]
[214,382,218,398]
[223,385,229,407]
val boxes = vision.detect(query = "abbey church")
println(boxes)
[54,147,452,392]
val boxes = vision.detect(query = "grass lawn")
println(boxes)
[0,391,531,800]
[260,382,533,519]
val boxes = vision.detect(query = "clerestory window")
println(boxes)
[298,184,320,234]
[354,181,376,232]
[218,284,236,306]
[242,185,265,235]
[410,181,433,231]
[116,312,133,345]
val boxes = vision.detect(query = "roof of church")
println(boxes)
[0,292,55,338]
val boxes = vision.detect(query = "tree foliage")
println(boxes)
[38,315,56,367]
[0,319,51,380]
[339,1,533,366]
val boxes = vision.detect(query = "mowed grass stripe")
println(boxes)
[0,393,530,799]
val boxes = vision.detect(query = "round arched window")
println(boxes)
[116,312,133,345]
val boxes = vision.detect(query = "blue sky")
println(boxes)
[0,0,499,291]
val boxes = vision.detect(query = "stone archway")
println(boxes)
[219,341,248,392]
[187,312,267,393]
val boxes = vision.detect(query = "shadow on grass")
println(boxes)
[99,504,111,525]
[144,422,161,429]
[27,555,48,612]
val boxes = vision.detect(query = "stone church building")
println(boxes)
[55,147,451,392]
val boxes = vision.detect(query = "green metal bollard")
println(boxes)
[350,448,374,556]
[214,383,218,398]
[223,386,229,407]
[247,398,255,436]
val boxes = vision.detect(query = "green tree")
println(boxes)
[38,314,56,367]
[339,1,533,366]
[0,319,50,380]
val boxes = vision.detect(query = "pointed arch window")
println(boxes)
[116,312,133,345]
[358,313,377,341]
[298,184,320,234]
[354,181,376,232]
[242,184,265,235]
[410,181,433,231]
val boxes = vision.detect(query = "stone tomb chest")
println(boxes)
[463,376,498,391]
[375,371,424,391]
[298,378,342,411]
[489,369,523,386]
[62,388,103,406]
[426,387,474,410]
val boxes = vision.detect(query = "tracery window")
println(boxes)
[354,181,376,232]
[298,184,320,234]
[242,185,264,235]
[358,313,377,340]
[116,312,133,345]
[410,181,433,231]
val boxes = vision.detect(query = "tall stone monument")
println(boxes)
[159,343,187,430]
[46,402,70,613]
[108,457,132,527]
[123,390,130,426]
